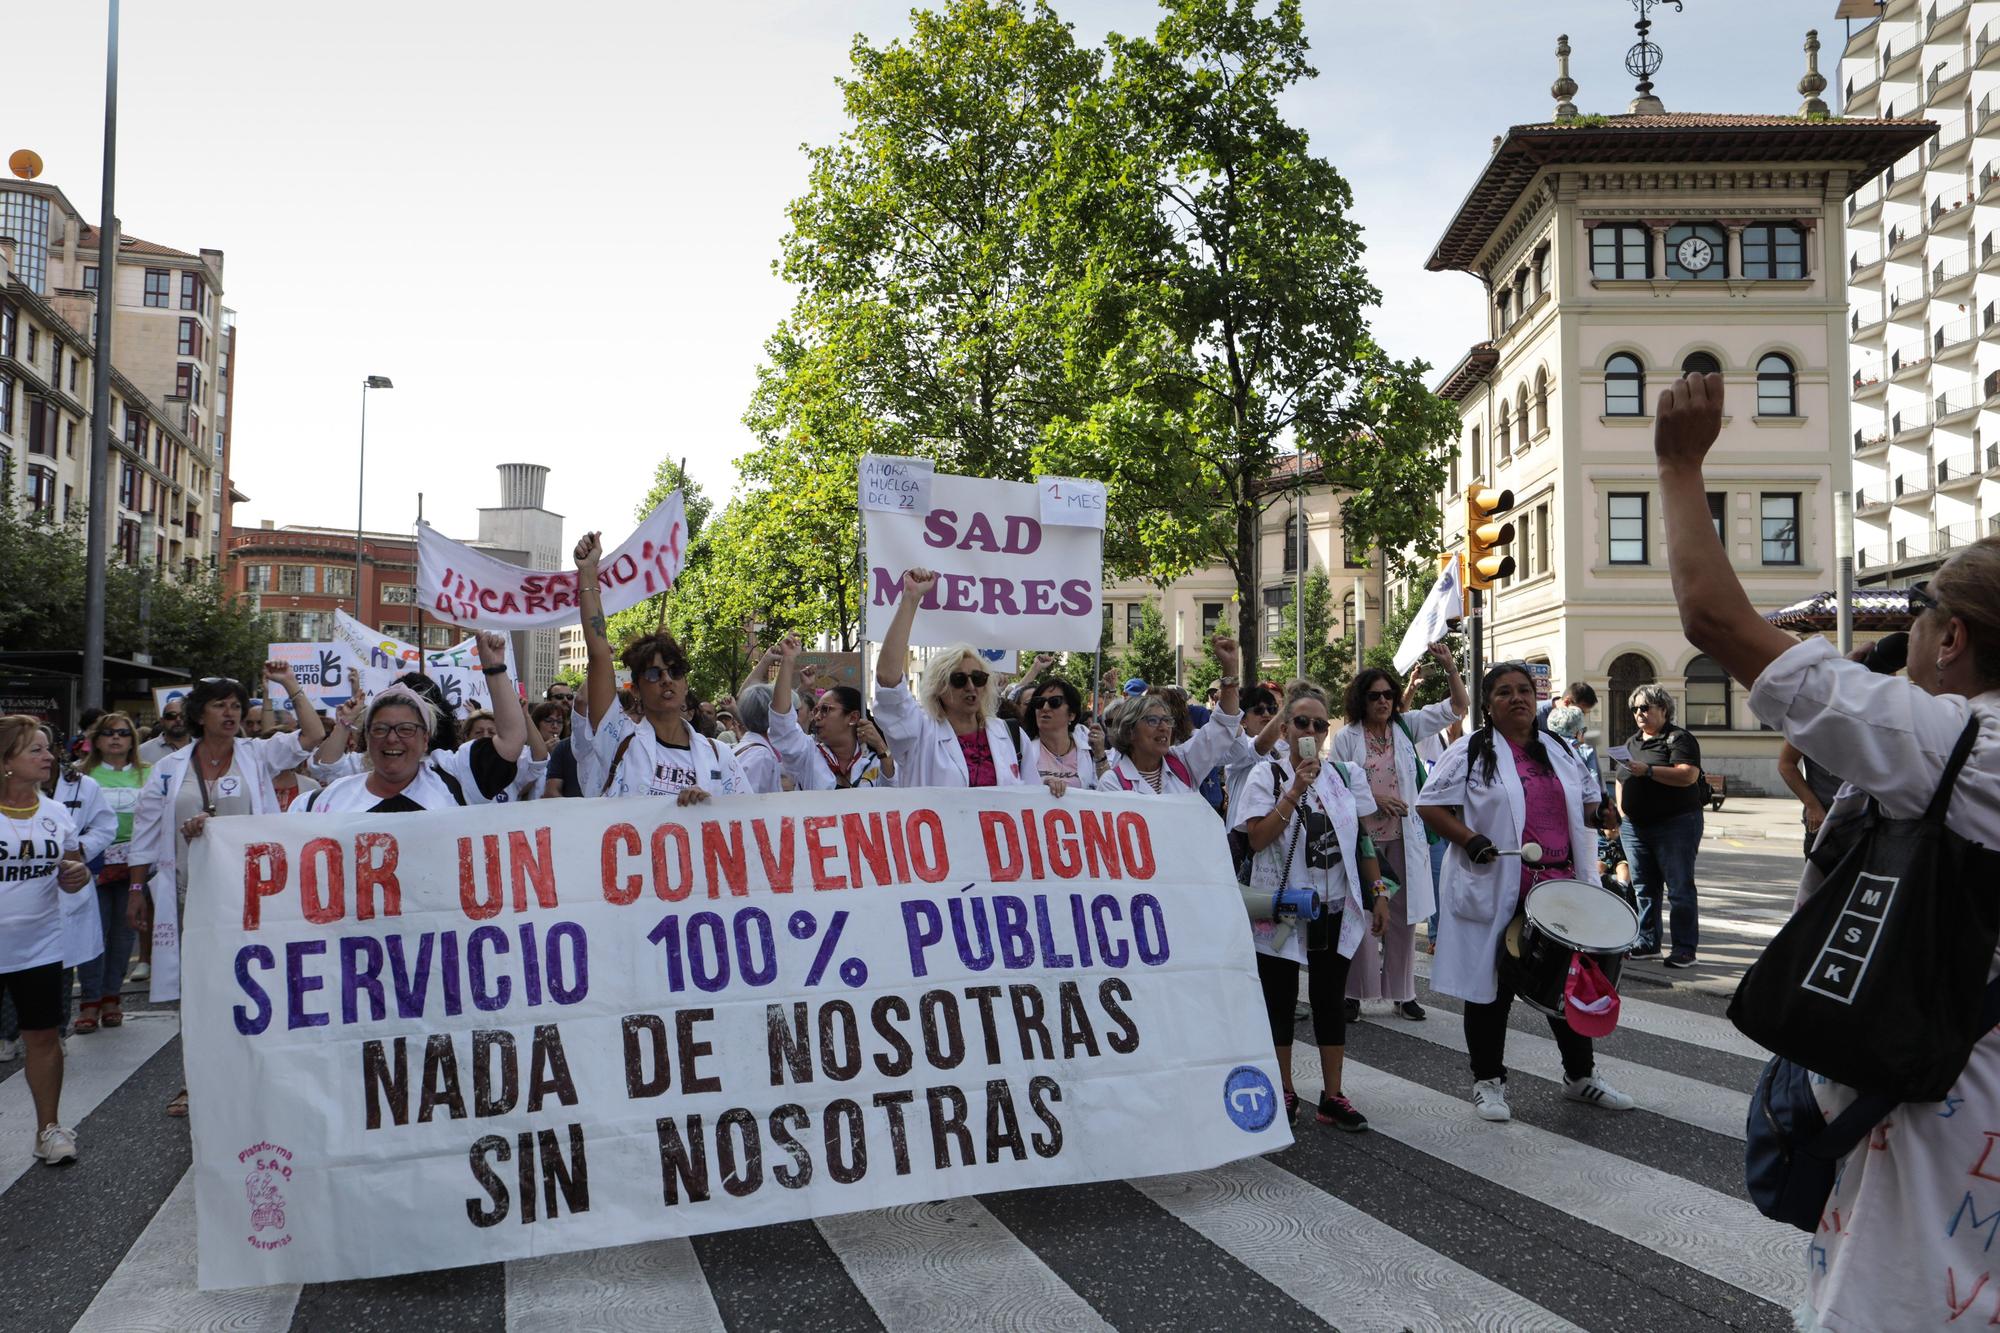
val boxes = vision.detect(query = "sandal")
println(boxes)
[99,997,122,1028]
[72,1001,99,1035]
[166,1090,189,1118]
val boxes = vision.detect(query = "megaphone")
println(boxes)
[1240,884,1324,923]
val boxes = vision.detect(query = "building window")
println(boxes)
[1124,601,1144,642]
[1605,353,1644,416]
[245,564,271,591]
[1281,514,1300,574]
[143,269,171,307]
[0,373,11,435]
[175,363,192,398]
[1590,224,1649,279]
[1516,385,1531,445]
[67,354,77,393]
[0,301,12,356]
[118,463,136,508]
[81,267,97,292]
[1761,493,1801,565]
[64,420,74,456]
[279,565,317,594]
[0,192,51,293]
[26,327,35,361]
[180,272,203,311]
[1534,243,1552,298]
[1665,223,1727,280]
[177,318,198,356]
[26,465,55,513]
[1533,368,1549,435]
[324,567,354,597]
[1685,654,1731,730]
[381,583,414,606]
[117,518,139,563]
[1756,353,1797,416]
[1682,351,1721,376]
[1447,438,1460,494]
[1469,424,1482,476]
[1262,586,1290,645]
[1344,517,1370,568]
[1532,500,1550,576]
[1497,401,1512,458]
[1495,289,1512,333]
[1707,491,1726,540]
[1199,601,1224,638]
[1607,652,1656,719]
[26,401,52,456]
[1608,492,1649,564]
[1743,224,1806,280]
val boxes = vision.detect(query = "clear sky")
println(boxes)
[5,0,1840,555]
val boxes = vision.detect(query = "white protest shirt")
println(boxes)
[734,734,786,795]
[1232,755,1374,965]
[0,796,80,972]
[574,706,750,800]
[297,767,469,814]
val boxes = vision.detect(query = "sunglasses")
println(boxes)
[1291,717,1331,733]
[1908,580,1939,616]
[1246,704,1275,716]
[1633,703,1660,713]
[200,676,240,686]
[637,664,689,684]
[949,671,990,689]
[1030,696,1069,711]
[547,691,574,702]
[98,729,134,738]
[1364,690,1395,702]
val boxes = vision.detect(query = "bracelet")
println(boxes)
[481,664,508,676]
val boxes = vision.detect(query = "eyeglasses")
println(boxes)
[1246,704,1275,716]
[948,671,990,689]
[1137,713,1174,727]
[161,711,182,720]
[1364,690,1395,702]
[366,722,426,741]
[1908,580,1939,616]
[1291,717,1331,733]
[98,729,133,738]
[637,664,688,684]
[1030,696,1068,711]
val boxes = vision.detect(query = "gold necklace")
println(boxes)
[0,802,38,817]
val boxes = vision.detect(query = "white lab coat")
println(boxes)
[1233,751,1377,964]
[872,678,1025,788]
[128,731,309,1003]
[1415,728,1598,1005]
[768,707,892,790]
[51,771,116,968]
[1330,698,1464,924]
[734,733,786,794]
[1094,710,1249,795]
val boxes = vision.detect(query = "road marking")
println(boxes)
[1290,1060,1804,1307]
[506,1239,726,1333]
[1,1018,173,1195]
[816,1199,1111,1332]
[1414,958,1770,1061]
[72,1171,301,1333]
[1134,1156,1586,1333]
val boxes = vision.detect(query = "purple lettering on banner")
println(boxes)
[939,573,978,613]
[388,933,434,1019]
[1003,515,1042,555]
[960,512,999,551]
[1021,580,1058,615]
[1132,893,1171,965]
[341,936,387,1024]
[234,945,274,1035]
[440,929,463,1017]
[902,900,944,978]
[1059,578,1094,616]
[468,925,512,1011]
[950,896,996,971]
[981,579,1020,617]
[923,510,958,549]
[995,896,1033,968]
[285,939,329,1030]
[547,922,589,1004]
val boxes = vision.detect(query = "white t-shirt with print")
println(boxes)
[575,708,750,800]
[0,796,80,973]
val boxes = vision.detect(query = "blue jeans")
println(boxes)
[78,883,136,1003]
[1622,809,1703,956]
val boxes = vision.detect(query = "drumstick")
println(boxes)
[1490,841,1543,864]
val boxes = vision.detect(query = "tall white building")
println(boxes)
[478,463,563,700]
[1836,0,2000,580]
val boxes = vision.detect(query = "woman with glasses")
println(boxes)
[1095,638,1247,796]
[872,568,1039,791]
[1617,683,1704,968]
[1233,683,1388,1130]
[1335,642,1469,1024]
[70,713,145,1032]
[297,687,474,812]
[311,638,529,805]
[573,533,748,803]
[1417,663,1631,1124]
[768,635,896,789]
[1656,369,2000,1332]
[1020,678,1106,787]
[128,662,327,1118]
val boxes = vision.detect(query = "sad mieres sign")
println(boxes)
[861,464,1104,652]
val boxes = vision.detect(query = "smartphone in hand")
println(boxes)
[1296,736,1318,763]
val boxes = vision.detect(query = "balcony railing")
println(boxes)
[1939,385,1982,418]
[1848,71,1883,103]
[1939,456,1981,484]
[1933,195,1971,225]
[1932,0,1971,32]
[1990,441,2000,471]
[1855,426,1889,450]
[1889,273,1928,310]
[1983,92,2000,132]
[1931,54,1971,103]
[1850,182,1884,219]
[1936,316,1976,354]
[1936,252,1974,288]
[1892,345,1925,374]
[1937,522,1980,552]
[1982,19,2000,62]
[1934,116,1971,161]
[1854,302,1888,332]
[1853,241,1884,272]
[1892,408,1922,436]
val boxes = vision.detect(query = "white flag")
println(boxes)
[1393,557,1463,675]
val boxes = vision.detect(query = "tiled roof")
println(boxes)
[78,226,203,263]
[1434,342,1498,402]
[1428,113,1938,272]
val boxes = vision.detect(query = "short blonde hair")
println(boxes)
[917,645,998,725]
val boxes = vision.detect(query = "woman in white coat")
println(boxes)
[127,663,324,1117]
[1019,678,1105,787]
[768,635,896,790]
[1234,683,1389,1130]
[1335,642,1468,1022]
[1095,636,1249,796]
[872,568,1043,792]
[1417,663,1631,1125]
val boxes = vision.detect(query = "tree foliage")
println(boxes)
[1266,570,1351,690]
[1115,599,1177,689]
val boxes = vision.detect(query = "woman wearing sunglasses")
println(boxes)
[573,533,749,804]
[70,713,146,1032]
[1232,682,1388,1131]
[1094,637,1248,796]
[1334,642,1468,1024]
[1020,678,1106,787]
[767,635,896,790]
[872,568,1043,792]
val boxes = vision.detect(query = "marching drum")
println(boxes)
[1501,877,1641,1017]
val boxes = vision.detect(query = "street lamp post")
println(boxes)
[355,375,393,620]
[81,0,121,710]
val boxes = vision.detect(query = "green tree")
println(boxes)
[1266,570,1351,688]
[1116,600,1177,689]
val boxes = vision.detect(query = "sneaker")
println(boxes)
[1293,1001,1311,1022]
[1627,947,1662,960]
[1283,1090,1300,1126]
[1317,1094,1370,1132]
[1472,1077,1512,1122]
[1564,1075,1636,1111]
[1398,1000,1427,1021]
[0,1038,21,1062]
[1344,998,1361,1025]
[128,962,151,984]
[34,1125,77,1166]
[1663,953,1697,970]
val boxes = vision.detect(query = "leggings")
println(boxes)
[1257,947,1353,1048]
[1463,987,1594,1083]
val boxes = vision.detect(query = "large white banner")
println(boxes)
[331,611,516,712]
[862,466,1103,652]
[417,494,687,631]
[183,790,1282,1288]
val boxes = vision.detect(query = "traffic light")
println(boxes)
[1465,483,1516,590]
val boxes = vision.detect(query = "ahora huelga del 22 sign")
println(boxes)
[183,789,1284,1288]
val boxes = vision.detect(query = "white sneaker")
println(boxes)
[0,1038,21,1062]
[1472,1077,1512,1122]
[128,962,151,983]
[1564,1075,1636,1111]
[35,1125,77,1166]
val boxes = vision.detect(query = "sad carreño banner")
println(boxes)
[183,789,1284,1288]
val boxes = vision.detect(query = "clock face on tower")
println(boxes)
[1676,237,1715,274]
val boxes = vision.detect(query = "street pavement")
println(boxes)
[2,799,1815,1333]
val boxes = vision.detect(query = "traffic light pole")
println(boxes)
[1467,588,1484,729]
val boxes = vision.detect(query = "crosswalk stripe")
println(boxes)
[0,1016,174,1195]
[1353,1010,1748,1139]
[1414,956,1771,1061]
[1132,1156,1586,1333]
[70,1171,301,1333]
[504,1239,724,1333]
[1290,1057,1804,1308]
[815,1199,1111,1332]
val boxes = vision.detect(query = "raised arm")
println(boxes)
[1431,641,1469,717]
[1211,635,1242,718]
[264,660,326,752]
[476,631,528,763]
[875,568,936,689]
[575,532,616,728]
[316,691,365,767]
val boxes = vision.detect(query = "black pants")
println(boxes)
[1257,948,1352,1048]
[1463,988,1594,1083]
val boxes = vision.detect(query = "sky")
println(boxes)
[4,0,1842,555]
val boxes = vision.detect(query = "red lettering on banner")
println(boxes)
[1044,810,1082,878]
[461,836,501,919]
[650,825,693,901]
[1115,812,1157,879]
[1080,811,1120,879]
[601,824,641,905]
[907,809,949,882]
[508,828,556,911]
[805,816,845,891]
[242,843,288,930]
[1947,1267,1990,1321]
[353,832,401,921]
[752,817,795,893]
[701,822,748,898]
[842,812,891,887]
[300,837,344,925]
[981,812,1023,882]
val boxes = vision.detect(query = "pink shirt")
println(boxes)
[957,729,997,788]
[1508,737,1572,898]
[1359,730,1402,844]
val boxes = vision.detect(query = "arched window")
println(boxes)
[1497,401,1512,457]
[1517,385,1531,444]
[1681,351,1721,376]
[1605,353,1644,416]
[1496,289,1512,333]
[1533,368,1550,434]
[1685,654,1731,730]
[1607,653,1656,730]
[1757,353,1797,416]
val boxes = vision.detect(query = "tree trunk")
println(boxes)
[1233,483,1259,664]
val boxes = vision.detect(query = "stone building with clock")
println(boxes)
[1414,32,1931,792]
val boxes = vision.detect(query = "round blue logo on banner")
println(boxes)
[1222,1065,1278,1132]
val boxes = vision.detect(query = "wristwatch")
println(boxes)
[1218,675,1240,687]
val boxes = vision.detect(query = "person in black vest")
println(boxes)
[1617,683,1705,968]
